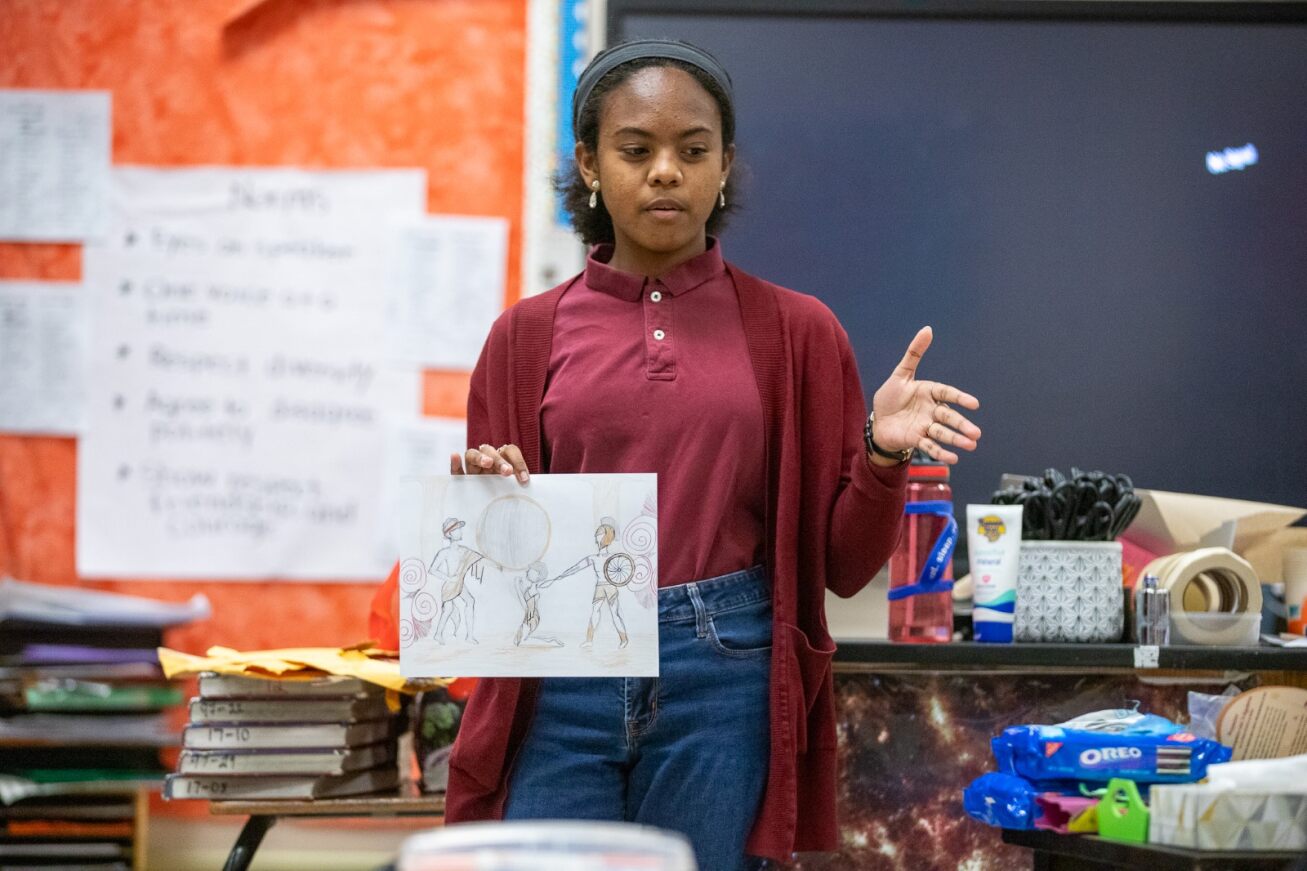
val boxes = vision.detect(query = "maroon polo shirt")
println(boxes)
[540,238,766,588]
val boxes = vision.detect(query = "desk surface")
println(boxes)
[208,792,444,817]
[835,641,1307,671]
[1002,828,1303,870]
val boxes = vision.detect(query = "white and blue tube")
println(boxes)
[967,504,1023,643]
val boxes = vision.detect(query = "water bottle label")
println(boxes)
[887,501,957,602]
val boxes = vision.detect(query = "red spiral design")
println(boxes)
[411,591,437,621]
[622,515,656,557]
[399,557,427,593]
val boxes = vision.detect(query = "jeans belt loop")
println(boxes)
[686,583,709,638]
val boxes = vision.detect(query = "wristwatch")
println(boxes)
[865,412,913,464]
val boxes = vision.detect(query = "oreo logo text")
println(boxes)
[1079,747,1143,767]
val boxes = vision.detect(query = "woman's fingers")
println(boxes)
[498,444,530,484]
[923,420,977,454]
[893,326,934,380]
[450,451,465,475]
[927,380,980,411]
[463,444,530,484]
[473,444,513,477]
[931,405,982,446]
[919,431,960,465]
[463,448,491,475]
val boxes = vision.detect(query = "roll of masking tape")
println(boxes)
[1141,548,1262,646]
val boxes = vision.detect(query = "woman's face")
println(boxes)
[577,66,733,271]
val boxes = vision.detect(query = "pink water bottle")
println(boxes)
[888,457,956,643]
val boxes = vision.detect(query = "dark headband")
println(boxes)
[572,39,734,139]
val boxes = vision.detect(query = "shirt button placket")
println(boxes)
[645,283,674,379]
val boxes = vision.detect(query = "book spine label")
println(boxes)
[167,777,245,799]
[177,752,258,773]
[199,677,367,697]
[183,724,358,748]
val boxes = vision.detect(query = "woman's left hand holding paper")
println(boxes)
[451,443,531,485]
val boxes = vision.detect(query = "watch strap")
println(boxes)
[865,412,913,463]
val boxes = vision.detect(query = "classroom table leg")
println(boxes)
[223,814,276,871]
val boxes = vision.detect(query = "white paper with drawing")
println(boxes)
[399,474,658,678]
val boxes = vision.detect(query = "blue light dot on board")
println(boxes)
[1206,142,1258,175]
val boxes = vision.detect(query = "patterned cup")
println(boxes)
[1014,541,1124,643]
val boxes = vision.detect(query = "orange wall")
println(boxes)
[0,0,524,654]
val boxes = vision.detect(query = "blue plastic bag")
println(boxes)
[991,709,1231,784]
[963,773,1043,829]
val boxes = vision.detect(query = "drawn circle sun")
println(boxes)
[475,494,551,570]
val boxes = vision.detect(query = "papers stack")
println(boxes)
[0,579,202,869]
[164,673,402,801]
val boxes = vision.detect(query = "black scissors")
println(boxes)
[1002,468,1142,541]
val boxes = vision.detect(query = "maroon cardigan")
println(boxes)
[445,263,908,861]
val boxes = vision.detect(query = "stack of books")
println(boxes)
[0,578,206,869]
[164,672,402,801]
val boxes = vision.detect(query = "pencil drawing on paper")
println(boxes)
[476,494,551,569]
[429,516,489,644]
[398,474,659,678]
[512,562,562,647]
[549,517,635,648]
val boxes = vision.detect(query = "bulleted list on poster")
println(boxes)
[77,168,425,580]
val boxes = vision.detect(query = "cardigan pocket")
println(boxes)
[779,622,836,754]
[447,678,516,792]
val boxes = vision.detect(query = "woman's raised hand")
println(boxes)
[451,443,531,484]
[870,326,981,465]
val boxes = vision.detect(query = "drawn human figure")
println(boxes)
[512,561,563,647]
[429,517,487,644]
[551,517,630,649]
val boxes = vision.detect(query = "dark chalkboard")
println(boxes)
[611,3,1307,512]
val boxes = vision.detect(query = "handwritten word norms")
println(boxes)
[227,181,331,213]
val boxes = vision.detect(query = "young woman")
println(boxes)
[442,40,981,870]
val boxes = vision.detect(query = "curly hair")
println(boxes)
[556,54,740,247]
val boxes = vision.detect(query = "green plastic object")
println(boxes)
[1096,778,1149,843]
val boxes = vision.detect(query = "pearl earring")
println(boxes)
[588,179,600,209]
[718,180,727,209]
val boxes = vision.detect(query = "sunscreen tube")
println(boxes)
[967,504,1023,643]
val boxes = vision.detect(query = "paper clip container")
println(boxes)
[398,821,698,871]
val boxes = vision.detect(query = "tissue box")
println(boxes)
[1150,784,1307,850]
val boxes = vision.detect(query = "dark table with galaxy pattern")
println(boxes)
[770,642,1307,871]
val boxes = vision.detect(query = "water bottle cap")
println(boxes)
[909,450,950,481]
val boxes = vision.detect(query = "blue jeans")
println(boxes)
[504,565,772,871]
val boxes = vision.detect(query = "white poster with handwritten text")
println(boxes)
[0,281,88,435]
[77,168,426,580]
[385,215,508,370]
[0,89,111,242]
